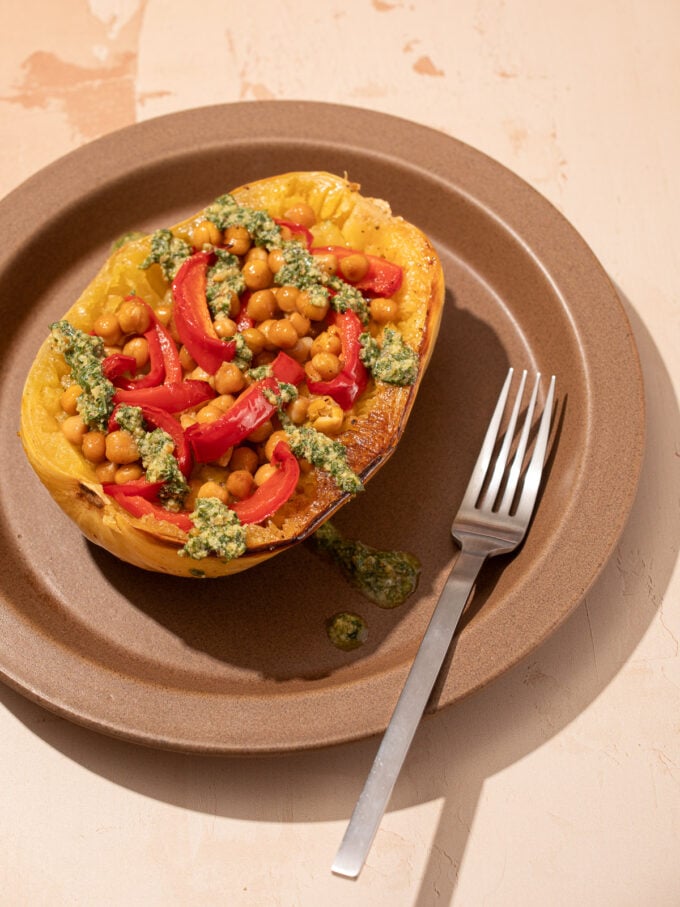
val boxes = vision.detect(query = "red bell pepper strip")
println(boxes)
[305,310,368,410]
[114,379,215,414]
[187,352,304,463]
[172,251,236,374]
[102,479,164,500]
[274,219,313,249]
[102,354,137,383]
[105,490,193,532]
[231,441,299,525]
[311,245,403,297]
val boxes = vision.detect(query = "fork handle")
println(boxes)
[332,547,486,878]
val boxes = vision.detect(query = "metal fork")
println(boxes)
[332,367,556,878]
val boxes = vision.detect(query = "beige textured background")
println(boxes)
[1,1,679,904]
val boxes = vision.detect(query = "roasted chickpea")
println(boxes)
[195,405,223,425]
[245,246,269,262]
[197,481,229,504]
[154,303,173,326]
[213,316,238,339]
[312,252,339,278]
[230,446,259,473]
[248,419,273,443]
[264,430,289,461]
[339,252,370,283]
[189,366,212,383]
[117,298,151,335]
[370,297,399,324]
[242,258,273,291]
[60,384,82,415]
[246,289,278,322]
[179,345,197,372]
[268,319,298,350]
[267,248,286,274]
[287,312,311,337]
[192,219,222,248]
[311,329,342,357]
[214,362,245,395]
[287,336,313,364]
[310,352,342,381]
[275,285,300,313]
[93,312,123,345]
[224,225,251,256]
[61,415,87,445]
[308,396,344,435]
[257,319,278,351]
[81,431,106,463]
[283,202,316,228]
[226,469,254,500]
[114,464,144,484]
[241,327,266,355]
[122,336,149,370]
[253,350,276,368]
[94,461,117,483]
[296,290,329,322]
[254,463,278,486]
[105,430,140,465]
[213,394,236,412]
[286,396,310,425]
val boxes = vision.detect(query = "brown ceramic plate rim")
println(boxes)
[0,101,644,753]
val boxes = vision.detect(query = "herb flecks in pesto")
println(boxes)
[111,230,145,252]
[140,229,192,281]
[114,405,189,510]
[326,275,369,323]
[50,320,114,431]
[326,612,368,650]
[279,414,363,494]
[231,333,253,370]
[313,521,420,607]
[205,194,282,248]
[206,249,245,317]
[275,244,369,322]
[360,327,419,385]
[179,497,247,561]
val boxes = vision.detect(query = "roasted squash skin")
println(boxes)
[20,172,445,577]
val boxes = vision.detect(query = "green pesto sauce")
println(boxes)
[115,405,188,510]
[360,327,418,386]
[313,521,420,608]
[206,249,245,317]
[326,612,368,650]
[111,230,145,251]
[231,332,253,370]
[325,275,369,323]
[179,497,247,561]
[140,229,192,281]
[205,194,282,248]
[50,320,114,431]
[279,414,363,494]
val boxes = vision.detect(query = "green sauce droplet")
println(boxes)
[326,612,368,650]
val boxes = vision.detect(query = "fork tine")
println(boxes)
[460,368,514,510]
[514,375,556,522]
[482,369,527,508]
[498,372,541,514]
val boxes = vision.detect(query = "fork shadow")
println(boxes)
[0,287,676,904]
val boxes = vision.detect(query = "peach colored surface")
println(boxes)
[1,1,679,904]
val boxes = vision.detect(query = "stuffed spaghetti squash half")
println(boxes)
[20,171,445,577]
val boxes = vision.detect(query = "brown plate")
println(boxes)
[0,102,644,754]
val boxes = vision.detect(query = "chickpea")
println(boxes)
[93,312,123,345]
[287,312,310,337]
[308,396,344,435]
[253,350,276,368]
[105,430,140,465]
[179,413,198,430]
[267,248,286,274]
[278,225,293,242]
[296,290,329,322]
[95,461,118,483]
[213,394,236,412]
[309,352,342,381]
[154,303,173,326]
[242,258,273,291]
[241,327,266,355]
[257,319,278,351]
[195,405,223,425]
[311,329,342,357]
[286,396,309,425]
[288,336,313,364]
[224,225,251,256]
[339,252,370,284]
[264,430,289,461]
[179,345,197,372]
[226,469,254,500]
[248,419,273,443]
[61,415,87,445]
[230,446,259,474]
[312,252,339,278]
[214,362,245,395]
[283,202,316,228]
[122,336,149,370]
[254,463,278,486]
[117,298,151,335]
[192,219,222,248]
[245,246,269,263]
[268,319,298,350]
[275,285,300,313]
[246,289,278,323]
[189,366,213,383]
[81,431,107,463]
[370,297,399,324]
[213,315,238,338]
[114,464,144,484]
[197,481,229,504]
[60,384,82,415]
